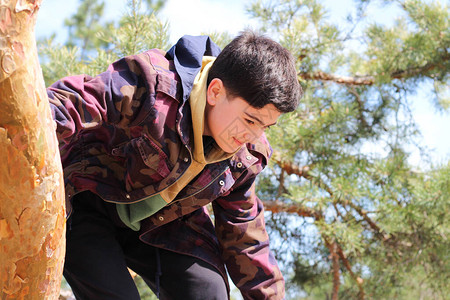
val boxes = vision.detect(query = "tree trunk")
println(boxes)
[0,0,66,299]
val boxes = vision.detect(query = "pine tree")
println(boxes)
[249,0,449,298]
[39,0,170,86]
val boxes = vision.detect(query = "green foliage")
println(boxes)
[38,0,169,86]
[97,0,170,58]
[63,0,113,58]
[252,0,449,298]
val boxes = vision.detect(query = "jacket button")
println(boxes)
[184,157,189,162]
[158,216,164,221]
[219,180,225,186]
[236,162,243,168]
[126,194,131,199]
[246,155,252,160]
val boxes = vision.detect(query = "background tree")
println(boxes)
[37,0,449,299]
[249,0,449,299]
[39,0,170,86]
[63,0,112,58]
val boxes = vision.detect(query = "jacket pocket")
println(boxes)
[113,135,172,191]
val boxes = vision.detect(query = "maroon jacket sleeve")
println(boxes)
[213,168,285,299]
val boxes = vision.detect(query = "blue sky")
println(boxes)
[35,0,449,166]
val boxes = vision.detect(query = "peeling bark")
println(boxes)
[0,0,65,298]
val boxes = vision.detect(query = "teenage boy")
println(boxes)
[47,30,302,299]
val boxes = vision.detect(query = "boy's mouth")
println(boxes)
[233,137,244,146]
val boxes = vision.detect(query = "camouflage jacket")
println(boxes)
[47,36,284,299]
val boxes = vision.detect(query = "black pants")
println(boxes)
[64,192,228,300]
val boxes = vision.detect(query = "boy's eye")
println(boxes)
[245,119,255,126]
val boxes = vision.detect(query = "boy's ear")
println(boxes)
[206,78,224,106]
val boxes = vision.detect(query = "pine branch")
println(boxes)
[298,54,450,86]
[268,155,370,298]
[348,86,369,129]
[336,245,365,300]
[272,151,335,195]
[390,55,449,78]
[272,151,390,242]
[330,241,341,300]
[299,71,375,86]
[272,153,311,179]
[322,236,366,300]
[263,200,323,220]
[346,201,390,241]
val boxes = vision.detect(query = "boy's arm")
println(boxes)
[213,172,285,299]
[47,51,163,144]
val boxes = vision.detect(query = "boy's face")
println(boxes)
[204,79,281,153]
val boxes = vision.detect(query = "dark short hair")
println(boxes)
[207,30,302,113]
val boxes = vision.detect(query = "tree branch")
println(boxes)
[299,71,375,86]
[272,152,335,196]
[272,151,390,242]
[322,236,366,300]
[271,151,311,179]
[390,55,449,78]
[277,169,285,198]
[298,54,450,86]
[330,241,341,300]
[336,245,365,300]
[265,155,371,298]
[348,86,369,129]
[263,200,323,220]
[345,201,390,241]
